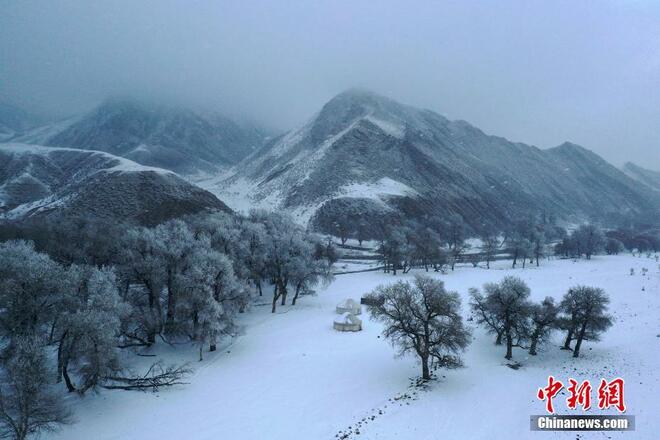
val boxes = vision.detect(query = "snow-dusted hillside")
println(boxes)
[200,89,659,231]
[44,254,660,440]
[13,98,269,175]
[0,143,229,224]
[624,162,660,192]
[0,101,40,141]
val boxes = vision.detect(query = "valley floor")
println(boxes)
[47,255,660,440]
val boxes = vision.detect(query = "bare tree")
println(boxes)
[364,275,471,380]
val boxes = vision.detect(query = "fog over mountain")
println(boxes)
[1,1,659,168]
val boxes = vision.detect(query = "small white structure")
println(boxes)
[333,312,362,332]
[336,298,361,315]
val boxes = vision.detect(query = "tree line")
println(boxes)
[0,210,335,440]
[363,274,613,380]
[470,277,613,359]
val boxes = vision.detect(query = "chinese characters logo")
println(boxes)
[537,376,626,413]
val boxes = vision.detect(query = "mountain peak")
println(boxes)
[309,89,430,143]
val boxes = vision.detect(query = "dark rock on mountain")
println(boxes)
[0,144,230,226]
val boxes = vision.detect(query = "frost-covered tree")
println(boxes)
[122,227,166,344]
[572,224,606,259]
[248,211,331,312]
[444,215,469,271]
[55,266,126,393]
[237,221,269,296]
[0,336,71,440]
[151,220,197,333]
[378,228,406,275]
[528,297,558,355]
[605,238,624,255]
[480,231,501,269]
[469,287,504,345]
[0,241,65,341]
[176,245,244,359]
[470,276,532,359]
[507,221,533,269]
[531,229,546,267]
[365,275,471,380]
[356,220,369,247]
[558,286,613,357]
[409,222,445,272]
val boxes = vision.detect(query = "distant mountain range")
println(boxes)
[6,98,270,175]
[204,89,659,232]
[1,91,658,231]
[623,162,660,192]
[0,144,229,225]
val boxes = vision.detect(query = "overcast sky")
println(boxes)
[1,0,659,167]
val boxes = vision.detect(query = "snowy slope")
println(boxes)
[45,254,660,440]
[0,143,229,224]
[201,89,659,231]
[15,98,269,175]
[0,101,40,141]
[623,162,660,192]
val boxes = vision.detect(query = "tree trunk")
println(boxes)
[529,330,540,355]
[573,323,588,358]
[421,354,431,380]
[495,330,503,345]
[291,282,303,306]
[505,326,513,359]
[62,358,76,393]
[271,284,281,313]
[562,328,574,350]
[278,278,288,306]
[56,334,66,383]
[147,330,156,345]
[165,269,176,332]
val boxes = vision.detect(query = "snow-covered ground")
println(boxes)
[47,255,659,440]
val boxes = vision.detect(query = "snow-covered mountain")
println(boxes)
[0,143,229,225]
[0,102,41,141]
[205,89,659,231]
[623,162,660,192]
[14,98,269,175]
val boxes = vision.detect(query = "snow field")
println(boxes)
[47,255,660,440]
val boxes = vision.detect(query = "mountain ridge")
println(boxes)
[203,89,659,232]
[9,98,270,175]
[0,143,230,225]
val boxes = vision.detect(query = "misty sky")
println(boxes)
[1,0,659,167]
